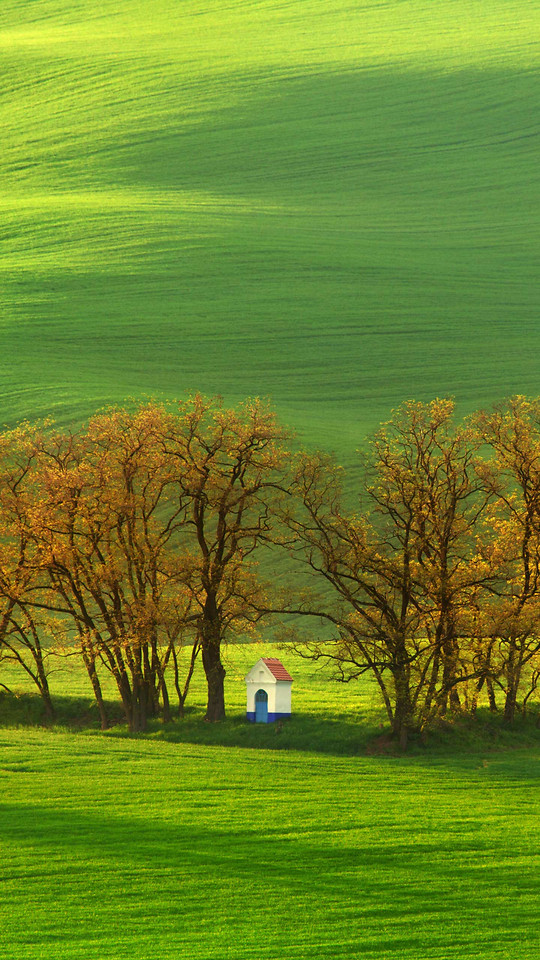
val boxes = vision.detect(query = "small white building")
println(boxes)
[245,657,293,723]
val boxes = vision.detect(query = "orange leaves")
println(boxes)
[0,395,293,724]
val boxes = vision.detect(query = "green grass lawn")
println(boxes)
[1,645,540,959]
[1,1,538,458]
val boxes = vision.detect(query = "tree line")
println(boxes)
[0,394,540,745]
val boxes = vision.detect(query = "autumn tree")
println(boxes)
[156,396,292,722]
[284,400,492,746]
[0,398,292,728]
[19,407,198,732]
[0,426,57,720]
[474,397,540,722]
[369,399,492,720]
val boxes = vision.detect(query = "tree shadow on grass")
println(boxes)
[0,688,382,755]
[139,708,540,760]
[141,709,384,757]
[2,690,540,761]
[0,690,124,731]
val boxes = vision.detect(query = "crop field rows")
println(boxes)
[1,0,538,456]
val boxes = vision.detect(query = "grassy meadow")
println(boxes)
[1,0,539,455]
[2,3,540,956]
[1,646,540,960]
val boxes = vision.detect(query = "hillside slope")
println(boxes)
[1,0,538,455]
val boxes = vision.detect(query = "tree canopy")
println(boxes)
[1,395,540,744]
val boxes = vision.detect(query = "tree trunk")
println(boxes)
[504,687,517,724]
[391,668,413,749]
[172,638,200,718]
[109,647,135,727]
[81,647,109,730]
[159,673,172,723]
[126,683,147,733]
[108,656,140,732]
[487,677,497,712]
[440,636,461,715]
[202,638,226,721]
[503,641,521,724]
[135,692,147,732]
[130,660,148,733]
[143,643,159,719]
[472,652,497,716]
[39,680,56,723]
[28,639,56,723]
[171,643,184,717]
[152,638,172,723]
[200,593,226,722]
[423,650,441,718]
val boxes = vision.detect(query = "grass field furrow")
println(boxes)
[0,0,537,447]
[1,725,539,960]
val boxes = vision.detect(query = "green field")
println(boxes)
[1,0,538,455]
[2,647,540,960]
[2,3,539,956]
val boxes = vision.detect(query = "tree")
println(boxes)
[285,400,492,746]
[19,407,197,732]
[475,397,540,722]
[368,399,491,721]
[0,398,291,728]
[0,425,57,720]
[156,396,291,721]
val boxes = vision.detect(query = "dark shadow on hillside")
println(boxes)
[117,63,538,203]
[139,710,384,757]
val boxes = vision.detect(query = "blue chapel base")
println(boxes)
[247,712,291,724]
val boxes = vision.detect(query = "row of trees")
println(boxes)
[1,395,540,744]
[285,397,540,746]
[0,397,290,730]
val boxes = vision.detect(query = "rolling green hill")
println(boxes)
[1,0,538,457]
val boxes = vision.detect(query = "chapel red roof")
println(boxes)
[262,658,293,682]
